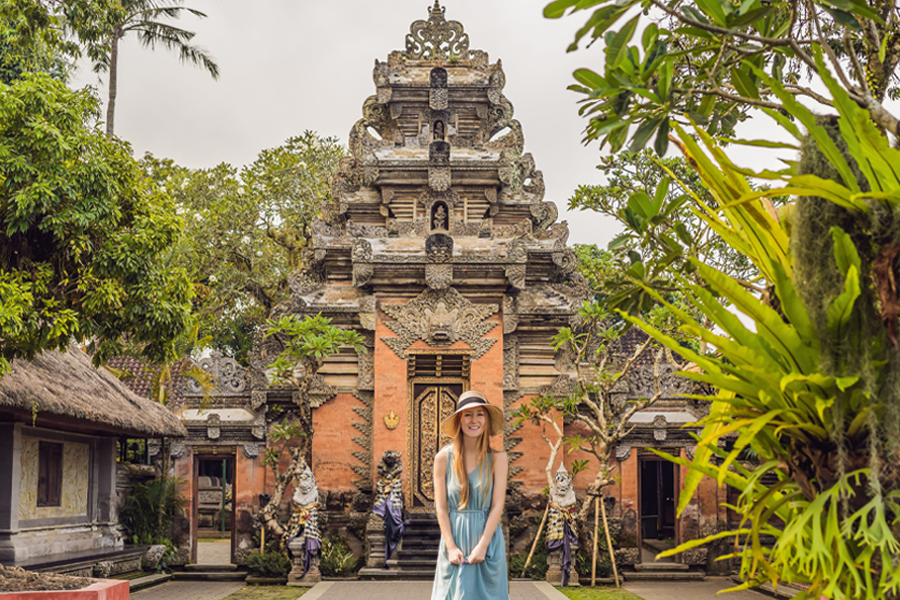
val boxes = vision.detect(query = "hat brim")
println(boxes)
[441,402,504,437]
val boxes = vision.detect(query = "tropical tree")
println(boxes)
[142,132,346,361]
[546,0,900,154]
[93,0,219,135]
[258,314,366,547]
[0,72,193,376]
[615,65,900,599]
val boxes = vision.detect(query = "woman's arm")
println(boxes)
[434,448,465,565]
[467,450,508,564]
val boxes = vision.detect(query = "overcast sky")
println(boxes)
[70,0,627,246]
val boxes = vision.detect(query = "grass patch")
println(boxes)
[222,586,308,600]
[557,586,645,600]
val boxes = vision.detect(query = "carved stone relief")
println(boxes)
[425,264,453,290]
[502,295,518,334]
[183,351,247,397]
[425,233,453,262]
[243,444,259,459]
[405,3,471,60]
[351,390,375,492]
[616,445,632,461]
[357,333,375,391]
[505,264,526,290]
[531,201,559,232]
[503,336,519,391]
[381,287,498,360]
[207,413,221,440]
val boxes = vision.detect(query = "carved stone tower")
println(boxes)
[251,2,586,517]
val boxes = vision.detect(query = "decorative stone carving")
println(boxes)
[552,239,578,276]
[243,444,259,458]
[357,333,375,391]
[252,407,267,440]
[428,141,452,192]
[352,390,375,492]
[503,336,519,391]
[430,67,449,110]
[250,390,267,411]
[348,221,389,238]
[502,295,518,334]
[535,221,570,244]
[142,545,167,572]
[353,263,374,288]
[547,463,579,587]
[506,264,526,290]
[541,375,577,398]
[287,463,322,586]
[425,263,453,289]
[531,201,559,232]
[171,442,185,458]
[184,351,247,396]
[307,374,337,408]
[615,445,632,461]
[686,445,696,460]
[405,2,470,61]
[426,232,453,262]
[207,413,221,440]
[381,287,498,360]
[148,438,161,458]
[372,451,404,566]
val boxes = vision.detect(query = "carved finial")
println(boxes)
[406,2,470,60]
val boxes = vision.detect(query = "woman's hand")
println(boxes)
[467,541,488,565]
[447,546,465,566]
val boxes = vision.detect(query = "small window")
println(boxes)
[38,441,63,507]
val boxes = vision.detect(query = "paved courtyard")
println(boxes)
[129,577,777,600]
[131,581,245,600]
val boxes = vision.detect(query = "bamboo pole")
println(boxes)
[599,496,619,587]
[521,501,551,577]
[591,496,599,586]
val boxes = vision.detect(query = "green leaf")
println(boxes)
[629,117,662,153]
[605,15,640,71]
[654,118,670,156]
[826,264,860,344]
[830,226,861,277]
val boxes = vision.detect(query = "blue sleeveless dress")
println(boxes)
[431,448,508,600]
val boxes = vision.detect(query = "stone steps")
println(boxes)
[634,562,690,571]
[173,566,247,581]
[128,573,172,591]
[626,569,706,581]
[184,563,238,572]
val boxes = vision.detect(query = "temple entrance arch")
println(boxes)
[406,350,471,511]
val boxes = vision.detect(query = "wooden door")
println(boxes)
[407,383,462,510]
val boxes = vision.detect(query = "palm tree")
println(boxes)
[94,0,220,135]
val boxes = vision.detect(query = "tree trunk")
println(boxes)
[106,27,121,136]
[260,447,305,548]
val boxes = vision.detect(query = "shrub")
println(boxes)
[319,536,358,577]
[508,549,548,580]
[119,478,184,546]
[246,550,291,578]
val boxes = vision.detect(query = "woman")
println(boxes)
[431,390,509,600]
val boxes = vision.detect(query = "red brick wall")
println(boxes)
[312,392,364,492]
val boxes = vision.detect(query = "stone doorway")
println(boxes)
[639,454,677,562]
[191,451,236,565]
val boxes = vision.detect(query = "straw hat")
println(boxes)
[440,390,504,437]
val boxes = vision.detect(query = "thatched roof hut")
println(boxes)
[0,346,186,438]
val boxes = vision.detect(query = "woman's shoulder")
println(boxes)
[435,445,452,463]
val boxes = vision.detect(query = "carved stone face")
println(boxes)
[426,301,457,342]
[293,464,317,505]
[551,463,577,508]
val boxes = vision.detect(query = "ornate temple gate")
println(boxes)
[406,351,470,511]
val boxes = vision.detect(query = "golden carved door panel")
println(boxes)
[408,384,461,510]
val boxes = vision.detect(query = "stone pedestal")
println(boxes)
[545,548,579,587]
[287,537,321,586]
[365,513,387,568]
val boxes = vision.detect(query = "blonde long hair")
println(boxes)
[450,409,494,509]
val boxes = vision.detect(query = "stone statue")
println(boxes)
[286,462,321,584]
[372,450,404,566]
[433,205,447,230]
[547,463,579,586]
[433,120,445,141]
